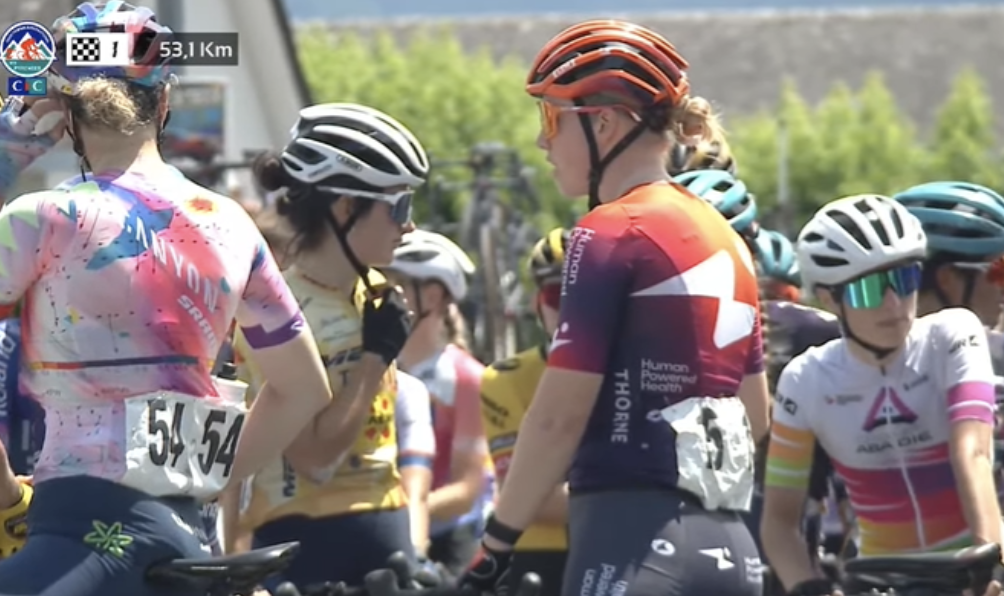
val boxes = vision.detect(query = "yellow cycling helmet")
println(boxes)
[528,228,570,286]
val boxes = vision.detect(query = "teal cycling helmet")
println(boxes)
[754,229,800,287]
[892,181,1004,258]
[673,169,757,234]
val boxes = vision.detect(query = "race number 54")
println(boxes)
[147,398,245,478]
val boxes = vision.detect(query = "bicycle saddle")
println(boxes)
[146,541,300,595]
[843,543,1000,594]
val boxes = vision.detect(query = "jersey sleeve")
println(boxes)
[479,364,525,480]
[454,358,489,457]
[764,357,817,491]
[936,308,996,425]
[548,210,634,374]
[746,312,765,374]
[396,371,435,469]
[237,237,305,350]
[0,192,66,316]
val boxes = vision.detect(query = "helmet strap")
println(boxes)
[576,100,649,211]
[65,112,91,181]
[325,204,375,296]
[837,301,898,361]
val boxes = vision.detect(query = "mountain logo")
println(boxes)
[1,21,56,77]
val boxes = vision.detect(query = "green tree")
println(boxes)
[928,68,1001,189]
[295,27,566,226]
[294,28,1002,236]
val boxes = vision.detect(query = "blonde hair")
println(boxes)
[68,77,161,135]
[671,95,729,154]
[443,302,471,353]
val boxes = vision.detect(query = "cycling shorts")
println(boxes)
[563,489,763,596]
[0,475,206,596]
[511,550,568,596]
[253,506,413,590]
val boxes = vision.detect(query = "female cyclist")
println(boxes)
[384,230,493,576]
[226,102,426,590]
[672,168,758,243]
[892,181,1004,346]
[462,20,770,596]
[762,194,1002,596]
[479,228,571,596]
[0,2,338,594]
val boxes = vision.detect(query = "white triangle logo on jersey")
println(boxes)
[631,249,757,349]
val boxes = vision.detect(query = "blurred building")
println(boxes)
[285,0,1004,20]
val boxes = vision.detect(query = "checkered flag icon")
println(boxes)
[67,35,102,65]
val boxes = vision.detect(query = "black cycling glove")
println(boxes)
[361,286,412,365]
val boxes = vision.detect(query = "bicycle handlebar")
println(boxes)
[276,570,542,596]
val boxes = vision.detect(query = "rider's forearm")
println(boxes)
[400,466,432,556]
[761,517,821,591]
[533,483,568,526]
[231,381,325,481]
[284,355,387,473]
[952,449,1002,547]
[0,443,18,509]
[429,473,481,521]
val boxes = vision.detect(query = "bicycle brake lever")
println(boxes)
[274,582,304,596]
[516,572,542,596]
[384,551,413,589]
[365,568,400,596]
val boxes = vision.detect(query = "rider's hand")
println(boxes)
[0,480,32,558]
[361,286,412,365]
[0,97,66,185]
[460,542,514,595]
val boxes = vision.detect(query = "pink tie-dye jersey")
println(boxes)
[0,170,302,482]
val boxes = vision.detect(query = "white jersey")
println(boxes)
[396,371,436,467]
[766,308,997,555]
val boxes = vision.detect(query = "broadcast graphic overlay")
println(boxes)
[65,31,239,68]
[1,21,55,97]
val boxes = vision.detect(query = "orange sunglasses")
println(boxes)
[953,257,1004,287]
[537,101,608,140]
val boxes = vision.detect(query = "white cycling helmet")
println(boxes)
[388,230,477,300]
[280,103,430,194]
[797,194,927,288]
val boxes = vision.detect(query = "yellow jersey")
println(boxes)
[479,345,567,552]
[233,267,404,530]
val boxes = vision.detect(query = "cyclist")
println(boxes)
[227,102,425,590]
[479,228,571,596]
[383,230,493,576]
[396,370,437,562]
[0,2,337,593]
[673,169,758,244]
[463,20,769,596]
[892,181,1004,343]
[762,194,1002,596]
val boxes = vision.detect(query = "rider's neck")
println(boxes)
[844,337,906,370]
[397,317,445,371]
[293,235,362,294]
[82,133,168,177]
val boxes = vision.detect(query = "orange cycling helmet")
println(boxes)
[526,20,690,109]
[525,21,691,210]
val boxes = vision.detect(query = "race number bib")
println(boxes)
[122,392,247,499]
[661,396,754,511]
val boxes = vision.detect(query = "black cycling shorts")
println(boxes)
[0,475,205,596]
[563,489,763,596]
[253,506,413,590]
[511,549,568,596]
